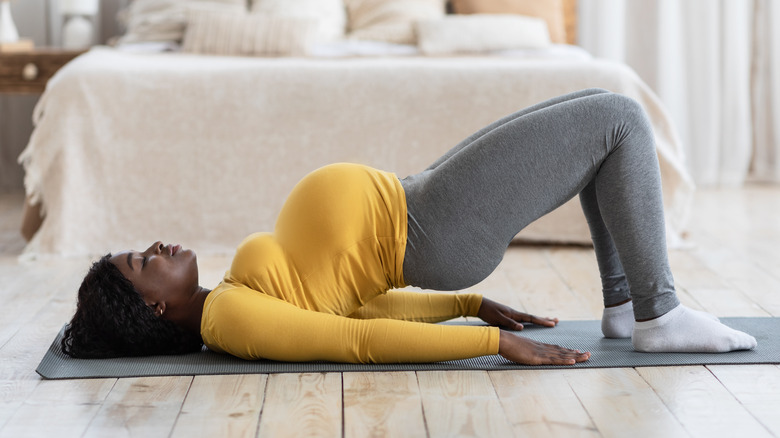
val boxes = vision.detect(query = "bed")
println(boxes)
[18,2,695,257]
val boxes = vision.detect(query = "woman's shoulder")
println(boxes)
[200,281,280,356]
[206,280,266,305]
[203,280,283,323]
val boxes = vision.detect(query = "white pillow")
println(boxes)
[251,0,347,42]
[182,11,320,56]
[416,14,551,55]
[344,0,445,44]
[118,0,246,44]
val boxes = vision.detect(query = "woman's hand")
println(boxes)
[498,331,591,365]
[477,297,559,330]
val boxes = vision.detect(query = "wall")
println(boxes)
[0,0,125,193]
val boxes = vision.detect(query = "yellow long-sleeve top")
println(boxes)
[201,163,501,363]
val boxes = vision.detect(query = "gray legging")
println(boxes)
[400,88,680,320]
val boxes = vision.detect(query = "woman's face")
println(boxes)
[110,241,199,316]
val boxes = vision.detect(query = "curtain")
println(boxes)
[751,0,780,182]
[579,0,780,186]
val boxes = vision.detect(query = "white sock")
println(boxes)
[632,305,757,353]
[693,308,720,322]
[602,301,721,339]
[602,301,634,338]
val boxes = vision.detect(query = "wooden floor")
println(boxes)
[1,185,779,438]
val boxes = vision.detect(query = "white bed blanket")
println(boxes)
[20,47,694,257]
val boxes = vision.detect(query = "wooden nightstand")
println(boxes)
[0,49,86,94]
[0,49,85,239]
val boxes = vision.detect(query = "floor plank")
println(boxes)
[667,250,769,316]
[0,379,38,430]
[564,368,689,438]
[0,299,80,380]
[83,376,192,438]
[0,402,102,438]
[417,370,514,437]
[256,373,342,437]
[690,244,780,316]
[343,371,427,438]
[0,260,80,350]
[172,374,268,438]
[489,369,600,437]
[0,378,114,438]
[502,248,595,320]
[660,254,711,312]
[637,366,772,437]
[708,365,780,436]
[545,247,606,318]
[462,254,525,313]
[0,264,87,431]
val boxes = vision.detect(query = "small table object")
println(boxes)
[0,48,85,94]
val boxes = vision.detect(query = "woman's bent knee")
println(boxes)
[603,93,652,129]
[588,93,654,151]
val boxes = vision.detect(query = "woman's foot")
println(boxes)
[601,301,634,338]
[632,305,757,353]
[602,301,722,339]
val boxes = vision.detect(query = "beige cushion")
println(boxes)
[118,0,246,44]
[251,0,347,42]
[451,0,566,44]
[344,0,445,44]
[182,11,319,56]
[416,14,551,55]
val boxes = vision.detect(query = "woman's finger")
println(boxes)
[558,349,590,362]
[529,314,559,327]
[540,343,590,364]
[513,311,558,327]
[501,314,524,331]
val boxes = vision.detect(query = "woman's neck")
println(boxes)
[176,286,211,336]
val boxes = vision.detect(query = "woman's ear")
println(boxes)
[148,302,166,317]
[155,302,166,317]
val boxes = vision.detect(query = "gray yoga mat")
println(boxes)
[37,318,780,379]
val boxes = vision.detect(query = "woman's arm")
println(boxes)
[203,287,589,365]
[348,292,561,330]
[346,291,483,322]
[345,293,589,365]
[203,288,499,363]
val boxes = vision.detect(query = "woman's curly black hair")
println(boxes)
[61,254,203,358]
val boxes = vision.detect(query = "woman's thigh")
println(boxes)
[425,88,610,171]
[401,91,653,290]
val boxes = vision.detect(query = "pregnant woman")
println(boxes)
[61,89,756,365]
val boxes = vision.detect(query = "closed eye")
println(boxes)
[142,256,147,268]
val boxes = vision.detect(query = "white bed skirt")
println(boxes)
[20,47,694,257]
